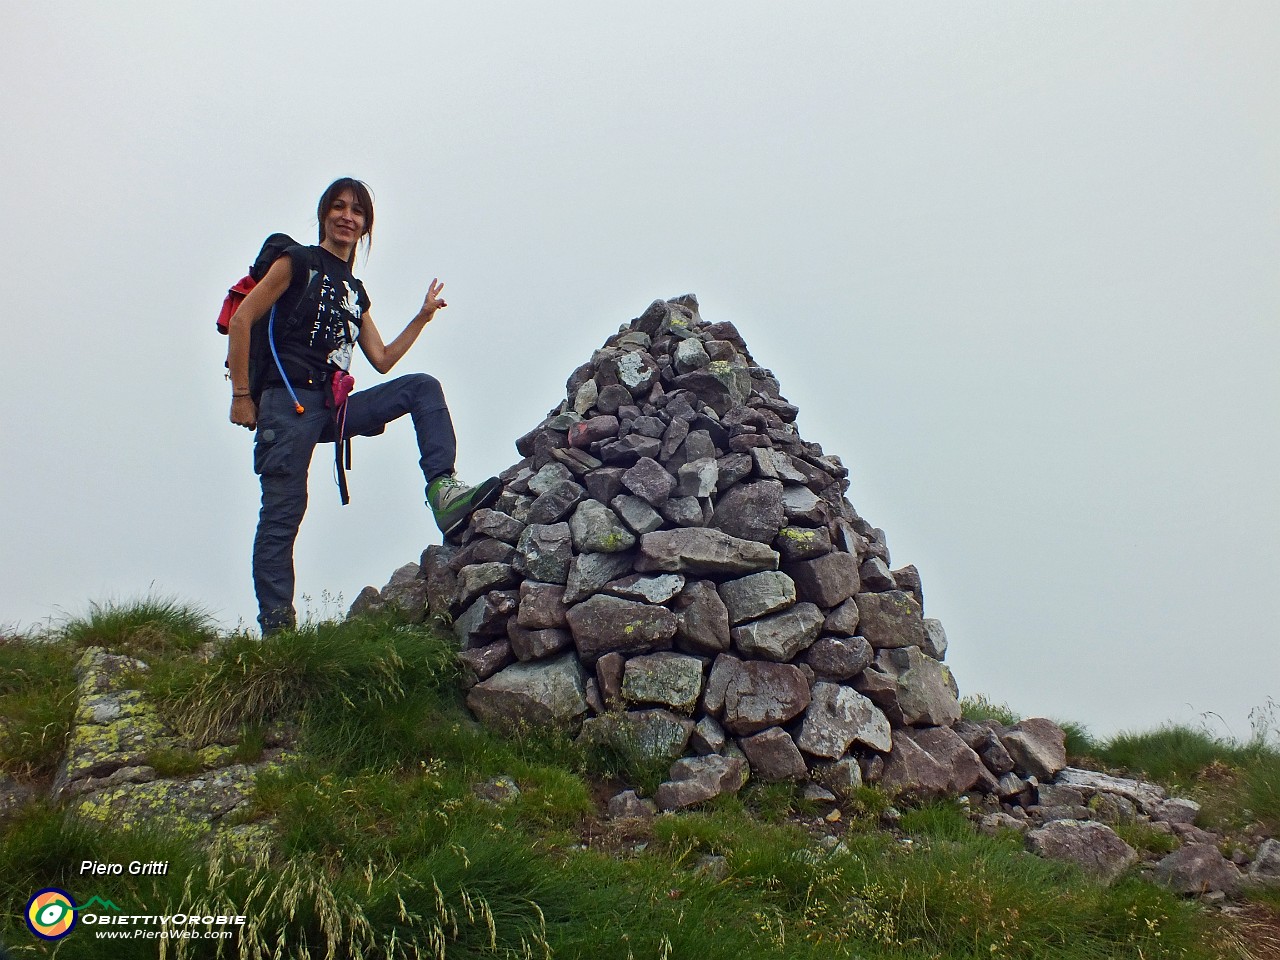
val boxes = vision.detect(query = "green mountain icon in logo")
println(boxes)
[79,896,121,912]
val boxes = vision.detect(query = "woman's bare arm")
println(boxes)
[227,255,293,429]
[358,278,447,375]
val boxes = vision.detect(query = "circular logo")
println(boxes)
[26,888,78,941]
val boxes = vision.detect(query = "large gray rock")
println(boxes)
[731,602,823,661]
[457,640,515,683]
[701,653,742,716]
[801,635,872,681]
[466,654,589,732]
[880,734,953,799]
[637,528,779,576]
[604,573,686,605]
[564,551,636,604]
[773,525,834,563]
[717,571,797,625]
[795,682,892,758]
[677,457,719,499]
[506,623,573,661]
[822,598,860,636]
[720,661,811,735]
[855,591,925,649]
[569,500,637,554]
[904,727,988,794]
[514,523,573,585]
[1026,820,1137,885]
[516,581,568,629]
[579,708,693,760]
[622,652,705,713]
[471,509,526,545]
[739,727,808,782]
[673,337,711,375]
[373,562,428,621]
[611,494,665,535]
[920,618,948,660]
[621,457,676,506]
[781,485,826,524]
[455,562,518,610]
[566,594,678,661]
[1152,844,1242,896]
[711,480,785,544]
[654,754,748,810]
[855,646,961,728]
[1000,719,1068,780]
[784,553,860,608]
[1053,767,1166,814]
[673,580,731,653]
[1249,838,1280,884]
[525,478,587,525]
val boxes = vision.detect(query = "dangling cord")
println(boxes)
[332,371,355,505]
[268,305,305,414]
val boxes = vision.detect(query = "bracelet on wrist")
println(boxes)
[232,391,251,398]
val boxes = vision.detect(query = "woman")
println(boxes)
[226,177,499,633]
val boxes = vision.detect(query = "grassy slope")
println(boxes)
[0,599,1276,959]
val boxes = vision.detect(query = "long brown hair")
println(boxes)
[316,177,374,267]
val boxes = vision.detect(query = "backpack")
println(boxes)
[216,234,322,408]
[217,235,358,504]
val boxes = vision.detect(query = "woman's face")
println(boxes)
[323,188,368,247]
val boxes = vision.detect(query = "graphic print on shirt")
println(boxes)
[309,274,364,371]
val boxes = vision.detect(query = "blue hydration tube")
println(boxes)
[268,305,305,414]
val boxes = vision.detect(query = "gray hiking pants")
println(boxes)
[252,373,456,633]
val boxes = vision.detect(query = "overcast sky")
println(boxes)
[4,2,1276,743]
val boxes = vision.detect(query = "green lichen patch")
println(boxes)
[73,762,267,839]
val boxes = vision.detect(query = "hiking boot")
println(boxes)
[428,474,502,539]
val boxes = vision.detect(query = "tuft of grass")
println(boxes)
[960,693,1020,726]
[156,614,461,765]
[1113,820,1181,856]
[0,637,78,778]
[1057,718,1097,758]
[1093,725,1249,785]
[59,594,217,657]
[144,746,205,778]
[1241,750,1280,831]
[899,799,976,842]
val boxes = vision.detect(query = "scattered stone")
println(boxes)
[1000,719,1068,781]
[1026,820,1137,885]
[608,789,658,819]
[473,776,521,805]
[1152,844,1242,896]
[655,754,749,810]
[739,727,808,781]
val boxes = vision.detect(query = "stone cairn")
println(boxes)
[351,295,1278,896]
[358,294,997,805]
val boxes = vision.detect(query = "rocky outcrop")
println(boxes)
[51,648,286,844]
